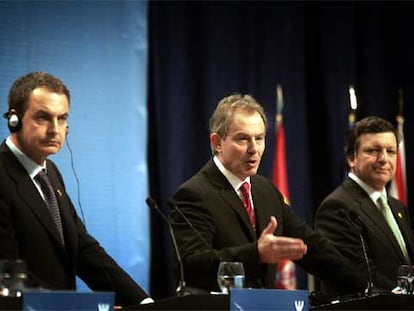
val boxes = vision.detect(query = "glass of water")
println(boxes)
[397,265,414,294]
[217,261,245,294]
[0,259,28,297]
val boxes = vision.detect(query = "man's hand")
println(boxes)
[257,216,307,263]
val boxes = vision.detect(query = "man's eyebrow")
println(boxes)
[34,109,68,116]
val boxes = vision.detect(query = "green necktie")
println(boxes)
[378,195,409,262]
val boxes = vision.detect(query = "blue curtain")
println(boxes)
[0,1,150,292]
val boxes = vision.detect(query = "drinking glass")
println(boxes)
[0,259,28,297]
[397,265,414,295]
[217,261,245,294]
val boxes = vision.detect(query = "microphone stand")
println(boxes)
[146,197,189,296]
[358,231,374,296]
[340,210,374,296]
[167,198,219,259]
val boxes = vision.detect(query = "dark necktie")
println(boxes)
[240,182,256,230]
[35,170,65,246]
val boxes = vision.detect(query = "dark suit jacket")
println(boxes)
[0,141,148,306]
[315,177,414,291]
[171,160,365,295]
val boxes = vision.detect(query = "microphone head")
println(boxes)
[337,209,348,219]
[146,197,157,208]
[146,197,170,223]
[167,198,176,209]
[348,210,362,224]
[338,209,361,222]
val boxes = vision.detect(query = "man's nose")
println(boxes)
[48,119,59,133]
[247,139,258,152]
[377,149,389,161]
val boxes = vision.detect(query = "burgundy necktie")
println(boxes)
[240,182,256,230]
[35,170,65,246]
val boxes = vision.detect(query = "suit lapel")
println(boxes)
[344,179,408,262]
[46,161,77,257]
[388,198,414,262]
[205,160,256,239]
[1,142,65,250]
[250,177,273,233]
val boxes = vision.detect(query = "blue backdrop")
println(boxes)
[0,1,150,292]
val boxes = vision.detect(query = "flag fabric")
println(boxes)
[272,116,297,290]
[272,122,290,205]
[389,116,407,205]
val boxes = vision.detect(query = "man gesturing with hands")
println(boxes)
[258,216,308,263]
[171,94,365,296]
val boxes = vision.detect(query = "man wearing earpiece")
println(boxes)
[0,72,152,306]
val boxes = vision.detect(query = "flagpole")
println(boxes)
[397,88,404,127]
[276,84,283,130]
[348,85,357,129]
[273,84,297,290]
[274,84,288,201]
[396,89,405,152]
[390,88,407,205]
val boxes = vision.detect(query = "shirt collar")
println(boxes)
[213,156,250,192]
[348,171,387,204]
[6,136,46,179]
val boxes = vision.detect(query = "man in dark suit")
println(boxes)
[0,72,152,306]
[171,94,365,296]
[315,116,414,291]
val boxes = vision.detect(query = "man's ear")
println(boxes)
[210,133,222,153]
[346,155,354,169]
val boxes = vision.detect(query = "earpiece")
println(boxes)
[66,125,69,137]
[9,114,19,128]
[4,110,21,133]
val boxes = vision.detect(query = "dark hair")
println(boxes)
[344,116,398,160]
[7,71,70,117]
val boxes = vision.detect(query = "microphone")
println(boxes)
[145,197,190,296]
[338,209,374,296]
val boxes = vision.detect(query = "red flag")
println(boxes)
[272,85,296,290]
[272,122,290,204]
[389,115,407,205]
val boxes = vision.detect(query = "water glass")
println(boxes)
[397,265,414,295]
[217,261,245,294]
[0,259,28,297]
